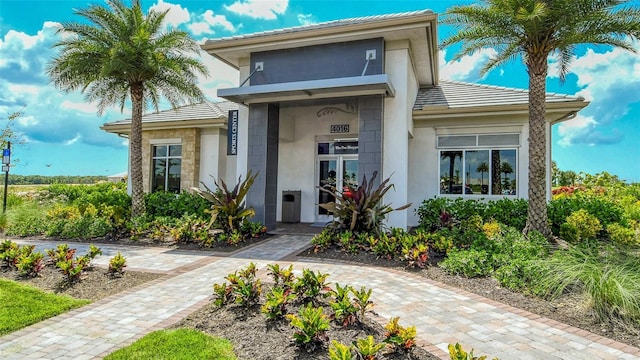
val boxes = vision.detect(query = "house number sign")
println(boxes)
[330,124,349,133]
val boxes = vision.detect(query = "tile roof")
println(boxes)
[414,81,585,110]
[103,101,238,126]
[206,10,434,44]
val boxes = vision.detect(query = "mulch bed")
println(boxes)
[299,244,640,349]
[0,266,161,302]
[5,234,638,358]
[9,233,272,253]
[175,287,439,360]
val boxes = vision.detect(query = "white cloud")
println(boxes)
[439,48,498,81]
[557,114,624,147]
[552,42,640,146]
[7,84,41,97]
[196,50,239,100]
[16,115,38,127]
[188,10,236,35]
[297,14,314,26]
[64,134,81,145]
[150,0,191,28]
[61,100,99,113]
[224,0,288,20]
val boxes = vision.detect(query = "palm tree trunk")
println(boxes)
[524,53,552,238]
[130,83,146,218]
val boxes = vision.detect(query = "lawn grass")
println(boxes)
[0,279,91,335]
[105,328,237,360]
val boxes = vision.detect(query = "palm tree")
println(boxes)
[47,0,208,218]
[441,151,462,193]
[476,162,489,187]
[441,0,640,237]
[500,162,514,191]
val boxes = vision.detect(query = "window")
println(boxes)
[151,144,181,193]
[438,134,518,196]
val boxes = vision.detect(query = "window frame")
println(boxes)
[151,144,182,193]
[436,134,520,197]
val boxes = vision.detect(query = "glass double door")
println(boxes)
[317,155,358,222]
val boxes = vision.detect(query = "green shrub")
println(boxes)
[368,232,400,259]
[329,340,353,360]
[484,198,528,230]
[169,214,209,244]
[144,191,208,219]
[213,263,262,308]
[492,228,550,292]
[311,228,335,251]
[415,197,450,231]
[548,195,623,236]
[448,342,498,360]
[108,252,127,276]
[266,263,295,290]
[286,303,330,350]
[427,231,455,254]
[353,336,385,360]
[352,286,374,322]
[607,222,639,247]
[559,209,602,243]
[5,203,48,236]
[383,317,416,353]
[293,269,331,303]
[261,286,296,320]
[440,248,492,278]
[535,245,640,324]
[0,240,20,269]
[16,251,45,277]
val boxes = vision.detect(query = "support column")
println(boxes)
[246,103,280,230]
[358,95,383,187]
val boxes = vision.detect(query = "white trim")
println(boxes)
[218,74,395,104]
[149,138,182,145]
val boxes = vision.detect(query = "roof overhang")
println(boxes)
[412,101,589,122]
[202,11,438,86]
[218,74,395,104]
[100,118,227,135]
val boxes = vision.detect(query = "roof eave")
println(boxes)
[201,12,438,69]
[413,100,589,120]
[101,118,227,134]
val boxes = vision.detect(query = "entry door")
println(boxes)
[317,155,358,222]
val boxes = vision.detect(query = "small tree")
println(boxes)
[318,171,410,235]
[47,0,209,218]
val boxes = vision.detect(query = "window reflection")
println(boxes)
[439,149,516,196]
[151,144,181,193]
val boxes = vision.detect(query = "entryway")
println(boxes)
[316,140,359,223]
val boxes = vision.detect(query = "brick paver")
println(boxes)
[2,235,639,360]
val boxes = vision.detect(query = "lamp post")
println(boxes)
[2,142,10,213]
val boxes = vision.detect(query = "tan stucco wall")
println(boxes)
[142,128,200,193]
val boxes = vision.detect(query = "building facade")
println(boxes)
[103,10,588,231]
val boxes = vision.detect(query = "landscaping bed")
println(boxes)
[299,245,640,349]
[175,287,439,360]
[0,266,162,302]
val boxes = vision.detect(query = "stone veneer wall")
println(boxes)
[141,128,200,193]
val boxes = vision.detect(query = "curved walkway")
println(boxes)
[1,236,639,360]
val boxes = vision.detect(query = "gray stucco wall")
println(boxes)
[250,38,384,85]
[358,95,383,187]
[246,103,280,230]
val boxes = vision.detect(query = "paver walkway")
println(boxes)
[2,236,639,360]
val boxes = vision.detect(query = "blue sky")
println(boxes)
[0,0,638,181]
